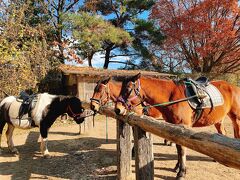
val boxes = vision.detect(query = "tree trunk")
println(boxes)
[87,53,93,67]
[103,47,111,69]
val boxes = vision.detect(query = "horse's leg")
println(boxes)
[40,135,50,158]
[40,118,53,158]
[40,123,50,158]
[174,144,181,172]
[6,124,18,154]
[228,113,240,138]
[175,144,187,179]
[214,120,226,136]
[0,120,6,154]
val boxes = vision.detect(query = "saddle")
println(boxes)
[184,76,210,100]
[17,91,38,123]
[184,76,224,122]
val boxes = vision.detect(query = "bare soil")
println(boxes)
[0,115,240,180]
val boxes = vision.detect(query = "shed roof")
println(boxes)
[59,64,175,78]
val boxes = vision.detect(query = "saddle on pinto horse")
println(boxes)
[184,77,224,122]
[9,91,38,128]
[18,91,38,119]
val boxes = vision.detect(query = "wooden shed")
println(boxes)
[59,64,175,102]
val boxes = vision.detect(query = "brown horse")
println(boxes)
[90,77,162,118]
[115,73,239,179]
[90,77,173,145]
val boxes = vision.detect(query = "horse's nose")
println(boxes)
[115,108,121,115]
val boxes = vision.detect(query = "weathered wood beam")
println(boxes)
[99,107,240,170]
[134,127,154,180]
[117,120,132,179]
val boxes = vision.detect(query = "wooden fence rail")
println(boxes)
[98,107,240,172]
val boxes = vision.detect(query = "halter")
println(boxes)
[90,84,110,107]
[67,105,83,119]
[117,79,145,111]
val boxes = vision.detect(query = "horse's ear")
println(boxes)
[96,80,101,84]
[102,77,111,85]
[131,73,141,82]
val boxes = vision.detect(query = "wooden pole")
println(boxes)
[117,119,132,180]
[99,107,240,170]
[134,127,154,180]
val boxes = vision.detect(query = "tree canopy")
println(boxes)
[82,0,162,69]
[1,0,240,97]
[0,2,54,94]
[63,12,132,67]
[151,0,240,73]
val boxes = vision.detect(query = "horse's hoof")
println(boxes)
[176,169,186,180]
[43,154,51,159]
[173,163,179,172]
[176,176,185,180]
[9,148,19,155]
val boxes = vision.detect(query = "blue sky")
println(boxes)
[65,51,130,69]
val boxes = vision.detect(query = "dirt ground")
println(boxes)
[0,115,240,180]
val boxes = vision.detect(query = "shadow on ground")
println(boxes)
[0,131,117,179]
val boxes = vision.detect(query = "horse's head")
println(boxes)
[115,73,144,115]
[66,97,89,124]
[90,77,111,113]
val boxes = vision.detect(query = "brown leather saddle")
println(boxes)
[184,76,223,123]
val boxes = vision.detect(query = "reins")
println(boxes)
[67,105,83,118]
[90,83,113,143]
[143,95,198,109]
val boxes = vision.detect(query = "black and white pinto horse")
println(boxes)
[0,93,90,158]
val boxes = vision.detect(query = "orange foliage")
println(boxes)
[151,0,240,73]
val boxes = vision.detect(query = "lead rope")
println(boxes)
[143,95,198,109]
[97,85,112,143]
[106,115,108,142]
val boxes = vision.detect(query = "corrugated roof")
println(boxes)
[59,64,175,78]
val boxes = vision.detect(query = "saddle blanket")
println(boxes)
[8,99,37,129]
[186,84,224,109]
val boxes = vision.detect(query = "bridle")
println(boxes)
[90,83,110,107]
[67,105,83,119]
[117,79,145,111]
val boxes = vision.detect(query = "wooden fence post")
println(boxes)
[117,119,132,180]
[134,126,154,180]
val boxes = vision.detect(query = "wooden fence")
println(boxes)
[92,106,240,180]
